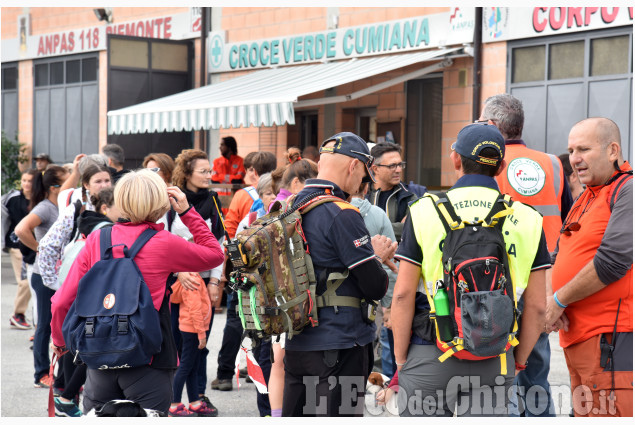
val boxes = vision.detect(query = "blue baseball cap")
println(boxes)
[320,132,376,183]
[451,123,505,167]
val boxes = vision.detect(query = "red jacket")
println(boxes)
[171,275,212,339]
[50,208,224,347]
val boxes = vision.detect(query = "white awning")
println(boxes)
[107,47,461,135]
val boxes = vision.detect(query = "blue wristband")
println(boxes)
[553,291,568,308]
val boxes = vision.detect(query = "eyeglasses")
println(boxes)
[375,162,406,171]
[474,118,496,124]
[194,169,213,175]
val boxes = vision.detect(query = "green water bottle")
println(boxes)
[433,281,454,342]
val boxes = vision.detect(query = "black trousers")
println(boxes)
[282,344,372,417]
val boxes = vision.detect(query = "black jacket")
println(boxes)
[367,181,427,241]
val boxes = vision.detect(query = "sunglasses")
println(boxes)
[350,149,375,168]
[560,221,581,236]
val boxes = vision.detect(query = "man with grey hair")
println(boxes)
[102,143,130,183]
[479,93,573,417]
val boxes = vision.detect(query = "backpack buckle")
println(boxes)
[85,318,94,337]
[117,316,129,334]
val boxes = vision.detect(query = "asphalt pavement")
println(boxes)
[1,251,571,417]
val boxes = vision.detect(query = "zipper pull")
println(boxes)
[458,280,469,293]
[485,259,491,274]
[74,350,80,363]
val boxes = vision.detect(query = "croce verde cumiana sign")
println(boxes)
[209,8,474,72]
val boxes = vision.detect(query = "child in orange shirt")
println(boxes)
[169,274,217,417]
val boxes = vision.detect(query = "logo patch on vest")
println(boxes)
[507,157,545,196]
[103,294,116,310]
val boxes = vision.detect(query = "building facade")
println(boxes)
[2,7,632,186]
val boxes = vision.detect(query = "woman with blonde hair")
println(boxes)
[50,169,224,415]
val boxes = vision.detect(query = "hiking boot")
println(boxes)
[34,375,53,388]
[211,378,232,391]
[54,397,82,417]
[10,314,31,330]
[168,403,195,417]
[189,400,218,417]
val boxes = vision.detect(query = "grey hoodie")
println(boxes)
[351,197,398,307]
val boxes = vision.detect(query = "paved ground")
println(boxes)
[1,251,571,417]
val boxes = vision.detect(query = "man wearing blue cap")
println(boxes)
[391,123,550,416]
[282,132,398,417]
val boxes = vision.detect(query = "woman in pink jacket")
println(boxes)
[50,169,224,415]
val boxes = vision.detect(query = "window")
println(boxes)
[152,42,189,72]
[82,57,97,82]
[591,35,630,76]
[549,41,584,80]
[110,38,149,69]
[50,61,64,85]
[512,45,545,83]
[35,63,49,86]
[66,60,80,84]
[1,66,18,90]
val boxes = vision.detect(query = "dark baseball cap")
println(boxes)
[34,153,53,162]
[319,132,376,183]
[451,123,505,167]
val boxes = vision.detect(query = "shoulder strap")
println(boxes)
[66,190,74,207]
[69,199,83,242]
[128,228,159,260]
[99,226,113,259]
[609,172,633,212]
[428,192,461,233]
[483,194,512,229]
[298,195,341,215]
[243,186,259,201]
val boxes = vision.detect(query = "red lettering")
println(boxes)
[106,26,112,35]
[46,35,53,54]
[60,33,68,53]
[145,20,154,38]
[629,8,633,19]
[549,7,566,30]
[601,7,619,23]
[164,17,172,38]
[585,7,599,26]
[68,32,74,51]
[93,28,99,48]
[155,18,164,37]
[533,8,548,32]
[37,37,45,55]
[567,8,583,28]
[136,22,144,37]
[53,34,60,53]
[125,22,136,35]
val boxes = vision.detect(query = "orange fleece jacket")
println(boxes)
[171,274,212,340]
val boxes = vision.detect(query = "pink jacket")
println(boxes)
[51,207,224,347]
[171,275,212,339]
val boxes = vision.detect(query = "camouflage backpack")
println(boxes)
[226,192,361,340]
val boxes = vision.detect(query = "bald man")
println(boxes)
[281,132,397,417]
[547,118,633,417]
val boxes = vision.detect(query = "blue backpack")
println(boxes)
[62,227,162,370]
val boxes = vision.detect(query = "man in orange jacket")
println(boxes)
[211,136,245,196]
[480,93,573,417]
[547,118,632,417]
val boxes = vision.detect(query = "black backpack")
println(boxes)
[423,192,519,374]
[62,227,163,370]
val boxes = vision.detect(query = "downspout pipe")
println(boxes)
[200,7,208,152]
[472,7,482,121]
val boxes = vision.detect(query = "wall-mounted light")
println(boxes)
[93,8,113,23]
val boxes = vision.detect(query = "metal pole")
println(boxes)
[472,7,482,121]
[200,7,208,152]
